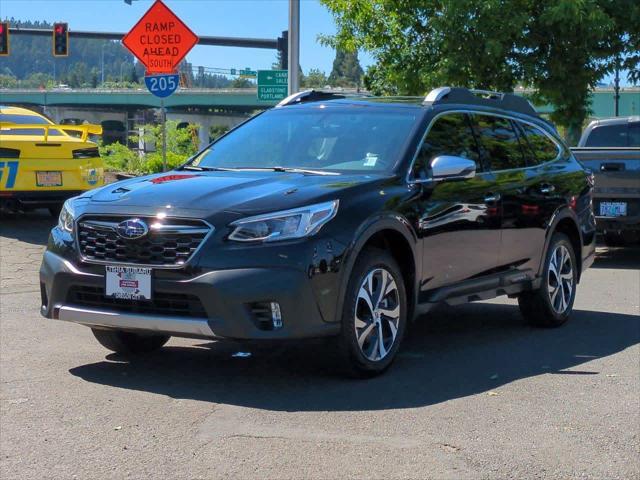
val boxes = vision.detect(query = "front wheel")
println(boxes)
[334,248,407,377]
[518,233,577,327]
[91,328,170,354]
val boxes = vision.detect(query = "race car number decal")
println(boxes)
[0,161,19,189]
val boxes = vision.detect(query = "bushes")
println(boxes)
[98,141,144,174]
[99,120,201,175]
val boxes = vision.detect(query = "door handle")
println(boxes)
[539,184,555,194]
[484,193,501,203]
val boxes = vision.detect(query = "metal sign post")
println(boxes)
[288,0,300,95]
[160,98,167,172]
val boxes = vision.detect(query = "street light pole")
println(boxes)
[288,0,300,95]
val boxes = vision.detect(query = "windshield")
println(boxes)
[190,106,420,173]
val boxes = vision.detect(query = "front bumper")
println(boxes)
[40,250,341,341]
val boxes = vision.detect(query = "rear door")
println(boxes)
[411,112,502,291]
[468,113,548,273]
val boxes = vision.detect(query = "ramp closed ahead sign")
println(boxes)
[122,0,198,74]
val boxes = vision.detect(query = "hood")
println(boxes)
[82,170,388,216]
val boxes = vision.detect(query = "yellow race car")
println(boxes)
[0,106,105,215]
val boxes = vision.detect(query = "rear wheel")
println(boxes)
[334,248,407,377]
[91,328,170,354]
[518,233,577,328]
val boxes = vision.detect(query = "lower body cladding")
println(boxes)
[40,251,341,341]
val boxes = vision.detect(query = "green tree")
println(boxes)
[320,0,640,143]
[328,48,364,87]
[302,68,328,88]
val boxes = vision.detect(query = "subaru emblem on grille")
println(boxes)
[116,218,149,240]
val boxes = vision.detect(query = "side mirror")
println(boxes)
[430,155,476,181]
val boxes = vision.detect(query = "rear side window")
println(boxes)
[412,113,481,179]
[519,122,560,165]
[470,114,526,171]
[585,124,628,147]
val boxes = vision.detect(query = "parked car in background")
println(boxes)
[40,88,595,376]
[571,116,640,246]
[0,106,104,216]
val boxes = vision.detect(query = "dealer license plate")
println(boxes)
[36,171,62,187]
[599,201,627,217]
[105,266,152,301]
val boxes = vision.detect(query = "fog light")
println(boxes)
[270,302,282,329]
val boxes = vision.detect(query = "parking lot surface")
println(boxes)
[1,211,639,479]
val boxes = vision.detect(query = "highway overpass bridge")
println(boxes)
[1,87,638,147]
[0,88,275,147]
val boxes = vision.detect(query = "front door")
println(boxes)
[409,112,502,292]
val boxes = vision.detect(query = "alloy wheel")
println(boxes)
[547,244,574,314]
[354,268,401,361]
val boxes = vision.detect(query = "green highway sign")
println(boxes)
[239,68,257,78]
[257,70,288,102]
[257,85,288,101]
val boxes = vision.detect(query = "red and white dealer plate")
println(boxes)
[105,266,152,301]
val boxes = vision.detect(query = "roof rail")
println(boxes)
[276,89,372,107]
[423,87,538,117]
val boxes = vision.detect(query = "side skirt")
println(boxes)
[415,269,539,316]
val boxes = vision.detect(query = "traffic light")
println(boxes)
[0,22,9,56]
[53,22,69,57]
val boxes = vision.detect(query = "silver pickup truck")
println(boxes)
[571,116,640,246]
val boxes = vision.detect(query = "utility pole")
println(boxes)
[614,58,620,117]
[288,0,300,95]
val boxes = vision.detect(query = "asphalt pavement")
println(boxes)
[1,211,638,479]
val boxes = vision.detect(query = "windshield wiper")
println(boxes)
[214,166,340,176]
[181,165,236,172]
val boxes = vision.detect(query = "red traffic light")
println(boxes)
[0,22,9,56]
[53,22,69,57]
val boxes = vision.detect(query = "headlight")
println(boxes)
[229,200,339,243]
[58,199,76,233]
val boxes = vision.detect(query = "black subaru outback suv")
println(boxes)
[41,87,596,376]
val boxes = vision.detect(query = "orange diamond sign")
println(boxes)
[122,0,198,74]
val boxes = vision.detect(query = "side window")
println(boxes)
[519,122,561,165]
[412,113,481,179]
[470,114,526,171]
[628,122,640,147]
[585,124,628,147]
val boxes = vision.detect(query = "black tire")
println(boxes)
[518,233,577,328]
[91,328,170,354]
[334,247,407,377]
[603,233,625,247]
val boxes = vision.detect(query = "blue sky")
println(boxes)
[1,0,374,75]
[0,0,628,86]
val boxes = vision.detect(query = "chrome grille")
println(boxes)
[76,215,212,267]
